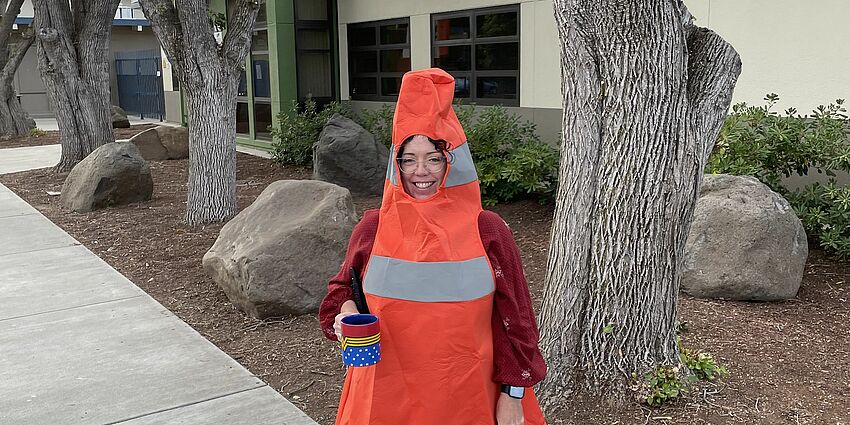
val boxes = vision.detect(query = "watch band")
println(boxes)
[500,384,525,399]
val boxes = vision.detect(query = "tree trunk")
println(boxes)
[32,0,119,172]
[184,72,239,225]
[0,34,35,136]
[537,0,741,410]
[0,0,35,136]
[138,0,260,225]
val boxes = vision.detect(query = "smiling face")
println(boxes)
[398,135,447,200]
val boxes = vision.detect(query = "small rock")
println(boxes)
[60,142,153,212]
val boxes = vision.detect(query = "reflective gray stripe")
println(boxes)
[445,143,478,188]
[386,147,399,185]
[364,255,495,302]
[385,142,478,188]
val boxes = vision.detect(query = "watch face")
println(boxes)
[509,386,525,398]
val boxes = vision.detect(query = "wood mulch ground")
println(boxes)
[1,138,848,424]
[0,124,158,149]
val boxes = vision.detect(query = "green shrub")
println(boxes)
[632,340,728,407]
[706,94,850,257]
[270,98,353,166]
[681,348,728,382]
[634,366,683,407]
[29,127,46,138]
[465,105,559,205]
[358,104,395,148]
[347,102,558,205]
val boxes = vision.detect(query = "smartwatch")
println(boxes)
[500,384,525,399]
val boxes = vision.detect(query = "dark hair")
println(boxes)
[397,136,455,163]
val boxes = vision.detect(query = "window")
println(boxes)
[250,4,271,139]
[348,18,411,101]
[432,6,519,106]
[295,0,334,101]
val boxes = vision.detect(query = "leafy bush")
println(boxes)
[632,340,728,407]
[706,94,850,257]
[358,104,395,149]
[29,127,46,137]
[465,105,559,205]
[270,98,353,166]
[347,102,558,205]
[634,366,683,407]
[681,348,728,382]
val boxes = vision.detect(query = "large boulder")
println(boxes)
[682,174,808,301]
[129,128,169,160]
[156,126,190,159]
[60,142,153,212]
[128,126,189,160]
[313,114,389,196]
[111,105,131,128]
[203,180,358,318]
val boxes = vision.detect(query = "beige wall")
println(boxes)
[20,1,34,17]
[339,0,849,115]
[686,0,850,113]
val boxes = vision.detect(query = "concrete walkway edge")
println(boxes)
[0,152,317,423]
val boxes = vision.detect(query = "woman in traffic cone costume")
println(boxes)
[319,68,547,425]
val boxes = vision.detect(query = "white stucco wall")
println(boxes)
[338,0,849,114]
[690,0,850,113]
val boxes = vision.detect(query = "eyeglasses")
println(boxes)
[397,156,447,174]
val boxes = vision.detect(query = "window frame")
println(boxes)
[294,0,336,103]
[347,17,411,102]
[431,5,520,106]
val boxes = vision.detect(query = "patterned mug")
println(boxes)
[340,314,381,367]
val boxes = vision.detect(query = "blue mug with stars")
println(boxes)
[340,314,381,367]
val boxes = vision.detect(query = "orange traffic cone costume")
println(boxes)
[334,68,547,425]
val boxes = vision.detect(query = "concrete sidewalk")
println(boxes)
[0,160,316,423]
[34,116,180,132]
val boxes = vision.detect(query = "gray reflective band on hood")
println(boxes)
[364,255,495,302]
[386,142,478,188]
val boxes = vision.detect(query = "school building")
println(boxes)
[14,0,163,120]
[155,0,850,151]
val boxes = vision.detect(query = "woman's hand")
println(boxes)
[496,392,524,425]
[333,300,359,341]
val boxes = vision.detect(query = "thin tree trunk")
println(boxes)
[139,0,260,225]
[32,0,119,172]
[537,0,741,410]
[184,73,239,225]
[0,33,35,135]
[0,0,34,136]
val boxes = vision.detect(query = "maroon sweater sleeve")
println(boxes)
[479,210,548,387]
[318,209,379,341]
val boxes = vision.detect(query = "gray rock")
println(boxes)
[128,126,189,161]
[202,180,358,318]
[682,174,808,301]
[60,142,153,212]
[129,128,169,161]
[156,126,189,159]
[313,114,389,196]
[111,105,131,128]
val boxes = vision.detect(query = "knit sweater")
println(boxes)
[318,209,547,387]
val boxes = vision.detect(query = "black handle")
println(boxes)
[350,266,370,314]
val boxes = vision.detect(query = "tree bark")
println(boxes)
[32,0,119,172]
[537,0,741,410]
[0,0,35,136]
[138,0,260,225]
[184,74,239,224]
